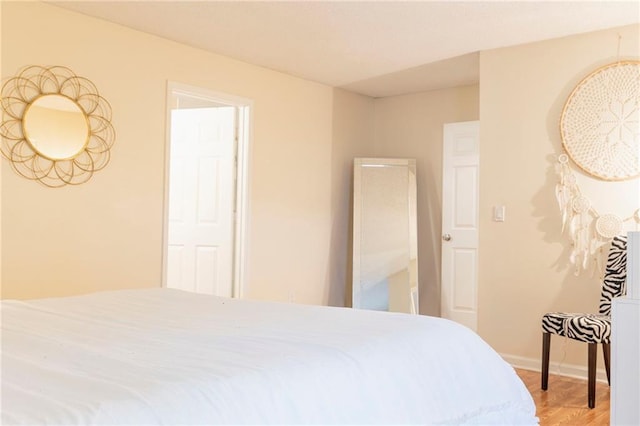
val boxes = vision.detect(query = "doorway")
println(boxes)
[162,82,251,298]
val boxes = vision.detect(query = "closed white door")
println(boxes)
[441,121,480,331]
[166,106,236,296]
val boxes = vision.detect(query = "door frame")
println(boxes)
[162,81,252,298]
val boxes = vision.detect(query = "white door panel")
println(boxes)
[167,107,236,297]
[441,121,479,331]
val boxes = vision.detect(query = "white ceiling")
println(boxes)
[50,1,640,98]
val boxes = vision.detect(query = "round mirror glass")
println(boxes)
[23,95,89,160]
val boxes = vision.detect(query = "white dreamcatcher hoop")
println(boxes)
[560,61,640,181]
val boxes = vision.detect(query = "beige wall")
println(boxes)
[3,1,639,375]
[1,2,374,304]
[328,89,375,306]
[0,1,3,298]
[365,24,639,370]
[479,24,640,368]
[372,85,480,315]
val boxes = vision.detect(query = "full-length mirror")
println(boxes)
[352,158,419,314]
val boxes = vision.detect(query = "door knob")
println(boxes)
[442,234,452,242]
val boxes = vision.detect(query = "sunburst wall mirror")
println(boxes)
[0,65,115,187]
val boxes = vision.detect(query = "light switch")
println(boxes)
[494,205,506,222]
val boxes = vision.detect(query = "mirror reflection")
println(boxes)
[23,94,89,160]
[352,158,419,314]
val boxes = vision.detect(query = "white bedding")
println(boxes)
[1,288,537,425]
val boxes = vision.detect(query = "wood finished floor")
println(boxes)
[515,368,610,425]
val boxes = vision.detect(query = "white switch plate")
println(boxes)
[494,205,505,222]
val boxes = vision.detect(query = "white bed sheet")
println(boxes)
[1,288,537,425]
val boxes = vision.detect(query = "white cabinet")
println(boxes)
[611,232,640,426]
[611,298,640,425]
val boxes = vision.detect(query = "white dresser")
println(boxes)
[611,232,640,425]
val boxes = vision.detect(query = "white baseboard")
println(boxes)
[500,353,608,384]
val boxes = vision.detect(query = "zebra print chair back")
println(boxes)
[598,235,628,316]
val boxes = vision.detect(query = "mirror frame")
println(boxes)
[0,65,115,187]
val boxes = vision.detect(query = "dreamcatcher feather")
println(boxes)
[555,153,634,277]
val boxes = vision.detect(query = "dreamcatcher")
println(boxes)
[556,60,640,276]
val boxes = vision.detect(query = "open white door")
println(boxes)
[441,121,480,331]
[166,106,236,297]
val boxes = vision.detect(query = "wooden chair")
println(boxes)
[541,235,627,408]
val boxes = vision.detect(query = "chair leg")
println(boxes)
[542,332,550,391]
[588,343,597,409]
[602,343,611,386]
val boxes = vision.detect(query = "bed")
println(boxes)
[1,288,537,425]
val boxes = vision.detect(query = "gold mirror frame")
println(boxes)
[0,66,115,187]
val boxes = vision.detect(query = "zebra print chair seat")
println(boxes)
[542,312,612,343]
[541,235,627,409]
